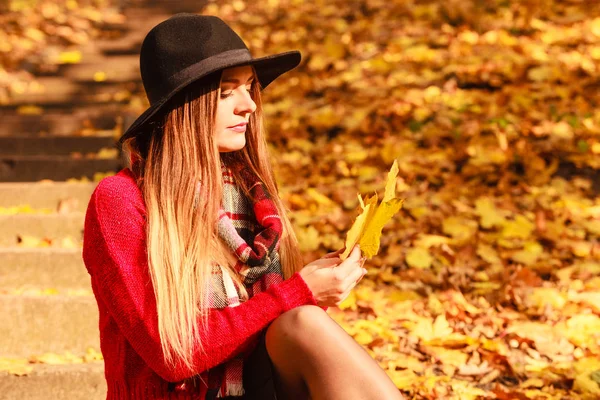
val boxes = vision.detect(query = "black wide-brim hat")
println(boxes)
[118,13,301,144]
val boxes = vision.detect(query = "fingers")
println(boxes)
[355,266,367,284]
[346,264,365,290]
[337,277,360,305]
[334,266,368,307]
[323,248,345,259]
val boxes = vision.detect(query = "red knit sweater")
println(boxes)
[82,168,320,399]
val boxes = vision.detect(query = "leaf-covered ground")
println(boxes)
[3,0,600,398]
[198,1,600,398]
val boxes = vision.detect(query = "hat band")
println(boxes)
[155,48,253,104]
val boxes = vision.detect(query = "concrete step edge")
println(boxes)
[0,136,118,156]
[0,247,81,255]
[0,246,92,295]
[0,294,99,357]
[0,360,104,376]
[0,289,92,296]
[2,78,139,108]
[0,181,98,189]
[0,212,85,219]
[0,361,106,400]
[0,157,122,182]
[0,247,88,290]
[0,155,118,161]
[0,181,96,211]
[0,213,85,246]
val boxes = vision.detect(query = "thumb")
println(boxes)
[348,244,361,260]
[337,245,361,271]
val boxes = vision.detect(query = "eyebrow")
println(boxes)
[221,76,255,84]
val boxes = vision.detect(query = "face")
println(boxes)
[214,65,257,152]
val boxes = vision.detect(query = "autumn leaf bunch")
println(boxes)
[341,160,404,260]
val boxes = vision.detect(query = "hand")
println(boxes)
[323,247,367,285]
[299,245,367,308]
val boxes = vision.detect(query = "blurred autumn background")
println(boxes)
[1,0,599,399]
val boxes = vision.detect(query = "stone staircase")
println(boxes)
[0,2,208,398]
[0,180,104,400]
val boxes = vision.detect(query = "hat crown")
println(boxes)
[140,14,249,104]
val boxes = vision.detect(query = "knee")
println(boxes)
[266,305,327,347]
[278,305,328,331]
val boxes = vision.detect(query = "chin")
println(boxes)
[218,139,246,153]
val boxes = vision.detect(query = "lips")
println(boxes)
[228,122,247,132]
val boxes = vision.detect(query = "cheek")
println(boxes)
[214,107,225,130]
[215,102,233,133]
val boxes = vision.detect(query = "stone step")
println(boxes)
[0,104,123,136]
[7,79,79,106]
[0,362,106,400]
[0,294,99,356]
[89,6,209,56]
[0,213,85,246]
[61,55,141,83]
[96,35,144,56]
[0,156,122,182]
[3,77,139,108]
[126,0,209,13]
[0,181,95,210]
[0,248,89,289]
[0,136,117,156]
[93,25,148,56]
[92,9,171,55]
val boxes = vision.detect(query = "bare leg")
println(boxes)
[265,305,404,400]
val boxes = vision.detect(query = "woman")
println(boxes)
[82,13,404,400]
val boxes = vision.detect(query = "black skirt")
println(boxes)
[206,330,278,400]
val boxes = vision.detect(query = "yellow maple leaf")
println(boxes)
[340,193,377,259]
[83,347,104,362]
[0,358,33,376]
[386,369,417,390]
[29,353,68,365]
[383,160,399,202]
[573,357,600,396]
[341,160,404,259]
[359,198,404,258]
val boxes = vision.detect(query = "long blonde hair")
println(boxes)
[120,71,304,373]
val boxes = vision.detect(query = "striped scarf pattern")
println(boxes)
[208,162,284,397]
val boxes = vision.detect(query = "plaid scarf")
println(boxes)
[206,161,284,397]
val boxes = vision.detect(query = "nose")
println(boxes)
[235,88,257,116]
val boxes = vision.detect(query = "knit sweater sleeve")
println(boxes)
[82,177,319,383]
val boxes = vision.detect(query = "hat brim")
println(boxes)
[118,50,301,145]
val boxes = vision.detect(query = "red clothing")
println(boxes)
[82,168,320,399]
